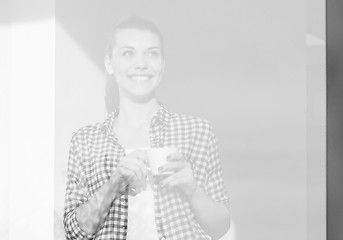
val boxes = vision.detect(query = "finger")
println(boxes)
[160,168,193,188]
[166,152,184,162]
[130,173,147,192]
[161,174,193,191]
[117,165,140,183]
[121,157,148,178]
[125,155,149,176]
[153,172,171,184]
[128,187,139,196]
[128,150,149,165]
[118,161,146,183]
[119,159,149,192]
[158,161,190,173]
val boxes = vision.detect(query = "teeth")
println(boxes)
[130,76,151,81]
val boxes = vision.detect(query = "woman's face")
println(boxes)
[106,28,165,100]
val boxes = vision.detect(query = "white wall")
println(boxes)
[2,1,55,238]
[54,21,108,238]
[0,16,11,240]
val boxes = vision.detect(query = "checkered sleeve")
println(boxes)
[204,123,230,208]
[63,133,94,240]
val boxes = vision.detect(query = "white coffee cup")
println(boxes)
[147,147,179,175]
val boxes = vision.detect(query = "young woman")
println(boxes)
[64,16,230,240]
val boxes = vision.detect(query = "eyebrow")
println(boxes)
[147,47,161,51]
[118,46,134,50]
[118,46,161,51]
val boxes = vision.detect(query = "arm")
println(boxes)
[63,135,125,239]
[63,136,147,239]
[160,124,230,239]
[187,186,230,240]
[63,134,94,240]
[192,125,231,239]
[160,160,230,240]
[76,149,149,235]
[74,172,126,235]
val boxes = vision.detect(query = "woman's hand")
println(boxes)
[158,153,198,198]
[158,153,230,239]
[115,150,149,195]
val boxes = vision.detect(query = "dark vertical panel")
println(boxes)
[327,0,343,239]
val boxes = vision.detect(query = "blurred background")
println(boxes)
[0,0,325,239]
[54,0,325,239]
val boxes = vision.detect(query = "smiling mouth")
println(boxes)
[128,74,154,81]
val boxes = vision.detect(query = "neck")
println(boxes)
[117,96,160,128]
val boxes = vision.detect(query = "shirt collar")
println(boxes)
[152,103,171,127]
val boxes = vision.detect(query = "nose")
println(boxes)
[134,54,147,70]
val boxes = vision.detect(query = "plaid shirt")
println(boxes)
[64,105,229,240]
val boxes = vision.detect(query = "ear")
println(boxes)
[104,55,113,75]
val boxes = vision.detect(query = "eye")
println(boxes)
[147,50,161,58]
[121,50,134,57]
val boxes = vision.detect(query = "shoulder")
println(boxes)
[171,112,211,127]
[70,111,116,142]
[70,123,103,143]
[168,111,214,136]
[72,123,102,136]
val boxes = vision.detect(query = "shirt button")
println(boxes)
[121,226,127,230]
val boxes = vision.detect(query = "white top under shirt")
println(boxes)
[125,147,159,240]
